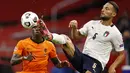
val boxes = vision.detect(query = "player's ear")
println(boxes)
[112,12,116,17]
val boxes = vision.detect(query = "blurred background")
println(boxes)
[0,0,130,73]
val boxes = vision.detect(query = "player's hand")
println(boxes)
[69,20,78,29]
[61,60,70,67]
[23,52,35,62]
[57,60,70,68]
[108,67,116,73]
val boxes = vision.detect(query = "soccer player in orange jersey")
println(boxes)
[10,22,69,73]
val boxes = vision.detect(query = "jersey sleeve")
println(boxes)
[48,42,57,58]
[13,40,24,55]
[111,33,124,52]
[79,20,92,36]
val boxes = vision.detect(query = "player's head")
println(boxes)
[31,24,42,38]
[100,1,119,20]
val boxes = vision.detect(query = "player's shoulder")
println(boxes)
[112,25,121,34]
[17,38,30,44]
[85,20,100,25]
[90,20,100,22]
[44,40,54,46]
[111,25,122,36]
[89,20,100,23]
[44,40,56,49]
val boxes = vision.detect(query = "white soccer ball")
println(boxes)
[21,11,39,29]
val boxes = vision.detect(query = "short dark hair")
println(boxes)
[108,1,119,13]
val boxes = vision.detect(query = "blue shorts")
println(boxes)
[63,45,102,73]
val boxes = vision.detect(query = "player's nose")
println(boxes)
[101,8,105,13]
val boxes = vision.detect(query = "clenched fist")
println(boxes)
[69,20,78,29]
[56,60,70,68]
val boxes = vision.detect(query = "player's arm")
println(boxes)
[51,57,69,68]
[108,50,125,73]
[10,40,35,66]
[10,53,35,66]
[10,41,24,66]
[69,20,93,40]
[48,41,70,68]
[69,20,84,39]
[109,33,125,73]
[10,54,24,66]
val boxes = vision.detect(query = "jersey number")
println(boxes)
[92,33,98,40]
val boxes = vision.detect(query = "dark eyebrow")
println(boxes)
[105,7,109,9]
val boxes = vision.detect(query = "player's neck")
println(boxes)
[31,36,44,44]
[101,19,113,26]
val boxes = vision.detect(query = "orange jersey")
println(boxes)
[13,38,57,73]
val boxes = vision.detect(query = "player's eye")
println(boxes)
[105,7,109,10]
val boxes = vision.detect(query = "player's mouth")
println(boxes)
[101,12,105,15]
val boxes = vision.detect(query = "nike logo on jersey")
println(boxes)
[92,26,94,29]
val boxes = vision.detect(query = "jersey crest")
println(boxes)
[43,48,47,56]
[103,31,109,37]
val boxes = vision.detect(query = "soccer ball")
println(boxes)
[21,11,39,29]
